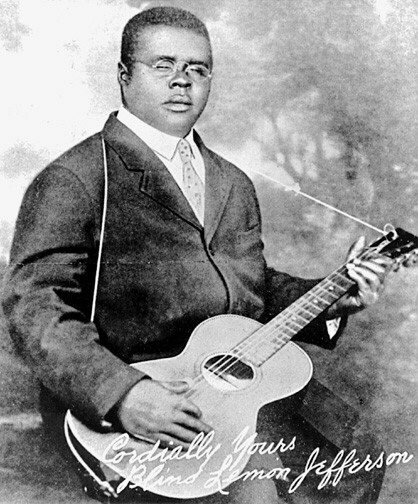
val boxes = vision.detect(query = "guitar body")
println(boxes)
[67,314,313,499]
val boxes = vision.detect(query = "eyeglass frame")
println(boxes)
[130,57,213,82]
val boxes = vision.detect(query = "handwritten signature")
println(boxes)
[288,446,413,493]
[101,427,413,496]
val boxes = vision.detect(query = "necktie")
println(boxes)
[178,138,205,223]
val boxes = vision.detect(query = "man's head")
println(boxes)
[118,7,213,137]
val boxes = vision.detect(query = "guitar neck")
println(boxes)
[234,264,356,367]
[230,226,418,367]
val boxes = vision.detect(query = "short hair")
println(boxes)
[121,7,212,75]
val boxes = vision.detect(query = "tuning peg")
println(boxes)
[402,250,418,268]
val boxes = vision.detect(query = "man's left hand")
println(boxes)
[326,236,393,319]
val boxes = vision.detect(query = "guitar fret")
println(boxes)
[294,313,314,325]
[322,280,347,293]
[305,297,325,310]
[250,335,290,365]
[269,323,296,337]
[297,302,322,318]
[285,318,305,330]
[331,272,354,288]
[235,328,295,355]
[296,299,319,313]
[314,282,344,300]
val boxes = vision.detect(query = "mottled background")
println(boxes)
[0,1,417,503]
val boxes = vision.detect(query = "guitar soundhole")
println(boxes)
[202,354,255,391]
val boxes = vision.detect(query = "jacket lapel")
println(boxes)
[195,133,233,246]
[103,113,201,229]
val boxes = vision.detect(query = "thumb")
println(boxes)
[347,236,366,261]
[160,380,190,394]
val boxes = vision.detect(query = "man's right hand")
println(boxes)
[116,379,213,449]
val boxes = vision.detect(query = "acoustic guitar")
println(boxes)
[65,227,418,500]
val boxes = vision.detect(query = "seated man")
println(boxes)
[2,6,390,504]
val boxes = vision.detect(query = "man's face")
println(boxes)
[119,25,212,137]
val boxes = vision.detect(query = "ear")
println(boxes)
[118,61,131,85]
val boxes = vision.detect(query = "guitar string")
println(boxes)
[205,231,414,389]
[184,245,380,400]
[189,242,399,401]
[186,254,400,412]
[184,259,367,403]
[183,171,388,397]
[184,249,370,398]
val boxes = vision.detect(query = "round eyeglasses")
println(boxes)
[132,58,212,83]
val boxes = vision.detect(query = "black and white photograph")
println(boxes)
[0,1,417,503]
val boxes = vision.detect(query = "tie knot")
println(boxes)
[178,138,192,162]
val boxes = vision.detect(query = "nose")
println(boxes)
[169,64,192,88]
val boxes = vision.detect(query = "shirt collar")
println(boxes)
[117,106,197,161]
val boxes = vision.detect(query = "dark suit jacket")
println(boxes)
[2,113,343,429]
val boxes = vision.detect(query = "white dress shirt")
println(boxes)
[117,107,205,225]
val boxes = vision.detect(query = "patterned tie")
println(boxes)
[178,138,205,223]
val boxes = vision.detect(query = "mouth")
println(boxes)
[164,96,193,112]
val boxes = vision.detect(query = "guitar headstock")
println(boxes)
[365,226,418,268]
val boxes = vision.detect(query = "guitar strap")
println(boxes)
[64,136,118,498]
[90,134,109,323]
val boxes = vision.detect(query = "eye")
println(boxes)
[187,65,210,79]
[153,60,174,72]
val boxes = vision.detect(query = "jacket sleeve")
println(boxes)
[262,268,347,349]
[2,164,145,429]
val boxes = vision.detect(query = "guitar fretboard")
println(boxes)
[232,265,356,367]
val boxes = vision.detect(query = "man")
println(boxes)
[2,6,390,504]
